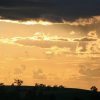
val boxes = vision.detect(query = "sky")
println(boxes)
[0,0,100,90]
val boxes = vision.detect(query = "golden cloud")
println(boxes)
[0,15,100,26]
[0,19,53,26]
[45,46,71,55]
[63,16,100,26]
[0,31,100,57]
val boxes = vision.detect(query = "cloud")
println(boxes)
[0,14,100,33]
[0,31,100,57]
[14,64,26,75]
[74,31,98,42]
[16,39,73,48]
[63,16,100,26]
[0,0,100,22]
[45,46,71,56]
[0,19,53,25]
[79,65,100,78]
[4,33,75,50]
[87,30,98,38]
[75,31,100,55]
[74,38,97,42]
[33,68,46,79]
[76,39,100,55]
[0,15,100,27]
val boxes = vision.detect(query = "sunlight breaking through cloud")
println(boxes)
[0,15,100,26]
[0,31,100,58]
[0,19,53,26]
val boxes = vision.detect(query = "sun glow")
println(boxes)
[0,19,53,25]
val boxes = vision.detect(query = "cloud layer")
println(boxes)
[79,65,100,78]
[0,0,100,21]
[0,31,100,57]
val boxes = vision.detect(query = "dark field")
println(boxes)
[0,85,100,100]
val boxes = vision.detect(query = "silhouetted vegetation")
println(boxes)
[0,80,100,100]
[0,83,5,86]
[11,79,23,86]
[90,86,98,92]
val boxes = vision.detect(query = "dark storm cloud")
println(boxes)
[0,0,100,21]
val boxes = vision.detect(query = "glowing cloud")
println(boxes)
[0,19,53,26]
[63,16,100,26]
[0,31,100,57]
[45,46,71,55]
[0,15,100,26]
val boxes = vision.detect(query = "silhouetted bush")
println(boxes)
[0,84,99,100]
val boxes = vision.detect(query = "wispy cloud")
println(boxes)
[79,65,100,78]
[63,16,100,26]
[33,68,46,79]
[0,19,53,25]
[45,46,71,56]
[0,31,100,57]
[0,15,100,27]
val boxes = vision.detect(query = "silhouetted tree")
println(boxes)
[0,83,5,86]
[11,83,14,86]
[90,86,98,92]
[13,79,23,86]
[53,85,58,88]
[58,85,64,88]
[90,86,99,100]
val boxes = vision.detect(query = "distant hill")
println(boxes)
[0,85,100,100]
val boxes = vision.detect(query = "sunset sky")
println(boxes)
[0,0,100,90]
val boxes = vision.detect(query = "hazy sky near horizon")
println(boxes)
[0,0,100,90]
